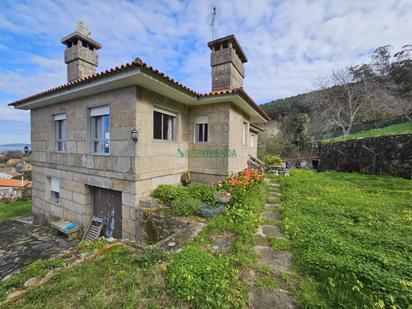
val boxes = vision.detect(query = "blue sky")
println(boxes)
[1,0,412,144]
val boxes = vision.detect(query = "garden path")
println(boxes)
[249,179,298,309]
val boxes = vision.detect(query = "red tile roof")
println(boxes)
[0,179,31,188]
[8,58,270,121]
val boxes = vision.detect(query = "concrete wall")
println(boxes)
[319,134,412,179]
[30,84,259,240]
[188,103,231,183]
[134,88,189,198]
[30,86,139,239]
[228,104,251,174]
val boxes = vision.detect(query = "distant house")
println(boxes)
[0,178,32,201]
[9,25,269,239]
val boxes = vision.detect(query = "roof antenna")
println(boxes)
[210,6,217,39]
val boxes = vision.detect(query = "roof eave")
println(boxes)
[198,94,268,123]
[13,69,197,110]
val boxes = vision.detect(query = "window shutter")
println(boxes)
[54,113,66,121]
[90,106,109,117]
[51,177,60,193]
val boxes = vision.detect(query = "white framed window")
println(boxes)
[242,121,248,146]
[195,116,208,143]
[90,106,110,154]
[153,108,177,141]
[54,113,66,152]
[250,134,256,148]
[51,177,60,205]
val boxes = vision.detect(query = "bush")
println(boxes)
[166,246,238,308]
[136,248,168,268]
[262,155,283,166]
[186,183,215,205]
[152,184,188,205]
[170,196,201,216]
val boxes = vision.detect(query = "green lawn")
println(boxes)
[0,200,31,221]
[277,170,412,308]
[324,120,412,142]
[2,183,269,308]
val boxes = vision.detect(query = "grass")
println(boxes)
[324,120,412,142]
[0,199,31,221]
[277,170,412,308]
[2,182,269,308]
[2,245,173,308]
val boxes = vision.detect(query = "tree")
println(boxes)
[309,69,373,135]
[309,44,412,135]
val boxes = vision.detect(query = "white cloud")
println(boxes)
[0,104,29,122]
[0,0,411,105]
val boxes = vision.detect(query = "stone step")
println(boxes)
[265,203,279,209]
[262,211,281,222]
[254,245,292,273]
[255,225,285,240]
[268,192,281,197]
[249,288,297,309]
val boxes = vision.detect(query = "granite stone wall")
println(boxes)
[319,134,412,179]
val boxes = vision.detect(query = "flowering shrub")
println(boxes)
[217,168,264,206]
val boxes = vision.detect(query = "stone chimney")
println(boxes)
[208,34,248,92]
[61,22,102,82]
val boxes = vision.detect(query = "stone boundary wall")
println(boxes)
[319,134,412,179]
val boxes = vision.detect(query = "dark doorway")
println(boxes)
[93,187,122,239]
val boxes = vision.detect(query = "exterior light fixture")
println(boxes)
[131,128,138,142]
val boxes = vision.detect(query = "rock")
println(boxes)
[167,242,176,247]
[107,237,116,243]
[249,288,297,309]
[24,277,39,288]
[255,225,285,239]
[262,211,281,221]
[254,246,292,273]
[2,274,12,281]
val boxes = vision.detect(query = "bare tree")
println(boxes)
[309,69,374,135]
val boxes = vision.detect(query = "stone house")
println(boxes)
[9,26,269,240]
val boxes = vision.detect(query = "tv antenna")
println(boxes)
[210,6,217,39]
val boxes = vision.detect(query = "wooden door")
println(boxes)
[93,187,122,239]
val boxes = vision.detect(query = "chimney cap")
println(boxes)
[61,31,102,49]
[208,34,248,63]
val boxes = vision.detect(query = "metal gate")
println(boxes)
[93,187,122,239]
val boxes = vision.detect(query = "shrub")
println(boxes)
[217,169,264,206]
[170,196,201,216]
[136,248,168,268]
[152,184,188,205]
[262,155,283,166]
[166,246,238,308]
[186,183,215,205]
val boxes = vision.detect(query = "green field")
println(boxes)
[0,200,31,221]
[278,170,412,308]
[324,120,412,142]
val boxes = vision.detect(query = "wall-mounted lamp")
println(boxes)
[131,128,138,142]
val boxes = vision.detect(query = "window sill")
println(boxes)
[90,153,111,157]
[152,139,178,144]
